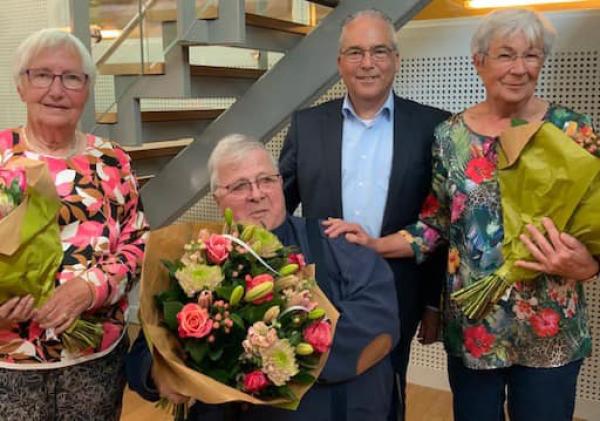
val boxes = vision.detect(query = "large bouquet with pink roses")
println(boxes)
[140,212,338,412]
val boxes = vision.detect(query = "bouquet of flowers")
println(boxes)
[0,157,103,355]
[0,158,62,307]
[452,121,600,319]
[140,213,338,412]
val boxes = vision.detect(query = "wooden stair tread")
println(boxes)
[124,138,193,160]
[146,10,312,35]
[97,63,264,79]
[190,65,266,79]
[97,109,225,124]
[145,6,218,22]
[98,62,165,76]
[245,13,312,35]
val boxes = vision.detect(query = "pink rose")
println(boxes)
[177,303,213,339]
[303,321,332,353]
[245,274,274,304]
[0,168,26,192]
[288,253,306,268]
[243,370,270,394]
[206,234,232,264]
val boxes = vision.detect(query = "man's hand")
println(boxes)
[33,278,93,334]
[151,363,190,405]
[0,295,35,324]
[322,218,374,247]
[417,307,441,345]
[515,217,599,281]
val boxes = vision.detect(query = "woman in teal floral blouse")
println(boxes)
[324,9,599,421]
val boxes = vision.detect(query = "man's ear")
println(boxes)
[473,53,484,74]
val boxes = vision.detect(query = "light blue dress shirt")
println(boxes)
[341,91,394,237]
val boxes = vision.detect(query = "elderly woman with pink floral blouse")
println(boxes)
[0,29,148,419]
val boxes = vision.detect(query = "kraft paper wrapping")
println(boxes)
[140,222,339,406]
[0,158,62,306]
[497,121,600,283]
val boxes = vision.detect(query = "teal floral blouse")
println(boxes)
[403,104,599,369]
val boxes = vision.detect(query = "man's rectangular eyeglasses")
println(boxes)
[484,52,545,67]
[23,69,89,91]
[340,46,396,63]
[217,174,282,196]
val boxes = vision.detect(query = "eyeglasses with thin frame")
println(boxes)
[483,51,545,67]
[217,173,282,197]
[340,45,396,63]
[23,68,89,91]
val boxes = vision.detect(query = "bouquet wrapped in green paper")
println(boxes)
[452,121,600,319]
[0,157,103,354]
[0,158,63,306]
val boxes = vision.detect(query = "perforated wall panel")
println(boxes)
[0,1,51,128]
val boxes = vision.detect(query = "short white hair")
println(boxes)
[339,9,398,52]
[471,9,557,56]
[13,28,96,89]
[208,134,278,192]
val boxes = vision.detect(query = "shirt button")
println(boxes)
[361,155,366,160]
[358,182,364,187]
[355,210,361,216]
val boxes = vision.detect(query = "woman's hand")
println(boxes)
[33,278,94,334]
[515,217,599,281]
[322,218,374,248]
[0,295,35,324]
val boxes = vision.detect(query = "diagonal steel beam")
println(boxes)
[141,0,433,228]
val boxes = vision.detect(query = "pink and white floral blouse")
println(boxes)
[0,128,148,367]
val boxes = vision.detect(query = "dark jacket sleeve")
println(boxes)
[125,331,160,402]
[319,234,400,383]
[279,111,301,214]
[415,105,451,310]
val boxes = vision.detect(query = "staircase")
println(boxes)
[79,0,432,227]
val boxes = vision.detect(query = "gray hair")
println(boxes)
[339,8,398,52]
[13,28,96,89]
[471,9,557,56]
[208,134,278,192]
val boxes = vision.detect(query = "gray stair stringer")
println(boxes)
[141,0,433,228]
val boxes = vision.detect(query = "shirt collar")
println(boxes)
[342,90,394,123]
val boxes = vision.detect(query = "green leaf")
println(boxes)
[161,259,182,276]
[215,285,234,300]
[277,385,297,401]
[184,340,209,365]
[298,355,320,369]
[292,371,315,385]
[205,368,230,384]
[209,347,224,361]
[163,301,184,330]
[229,313,245,330]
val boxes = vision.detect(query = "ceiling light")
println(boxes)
[465,0,585,8]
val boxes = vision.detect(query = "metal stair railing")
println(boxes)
[141,0,433,228]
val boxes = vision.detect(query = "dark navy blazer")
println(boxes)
[279,95,450,361]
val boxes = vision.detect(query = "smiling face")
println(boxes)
[17,46,89,132]
[212,149,286,230]
[474,30,544,107]
[337,14,399,112]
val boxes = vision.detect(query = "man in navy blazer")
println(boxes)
[279,9,450,420]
